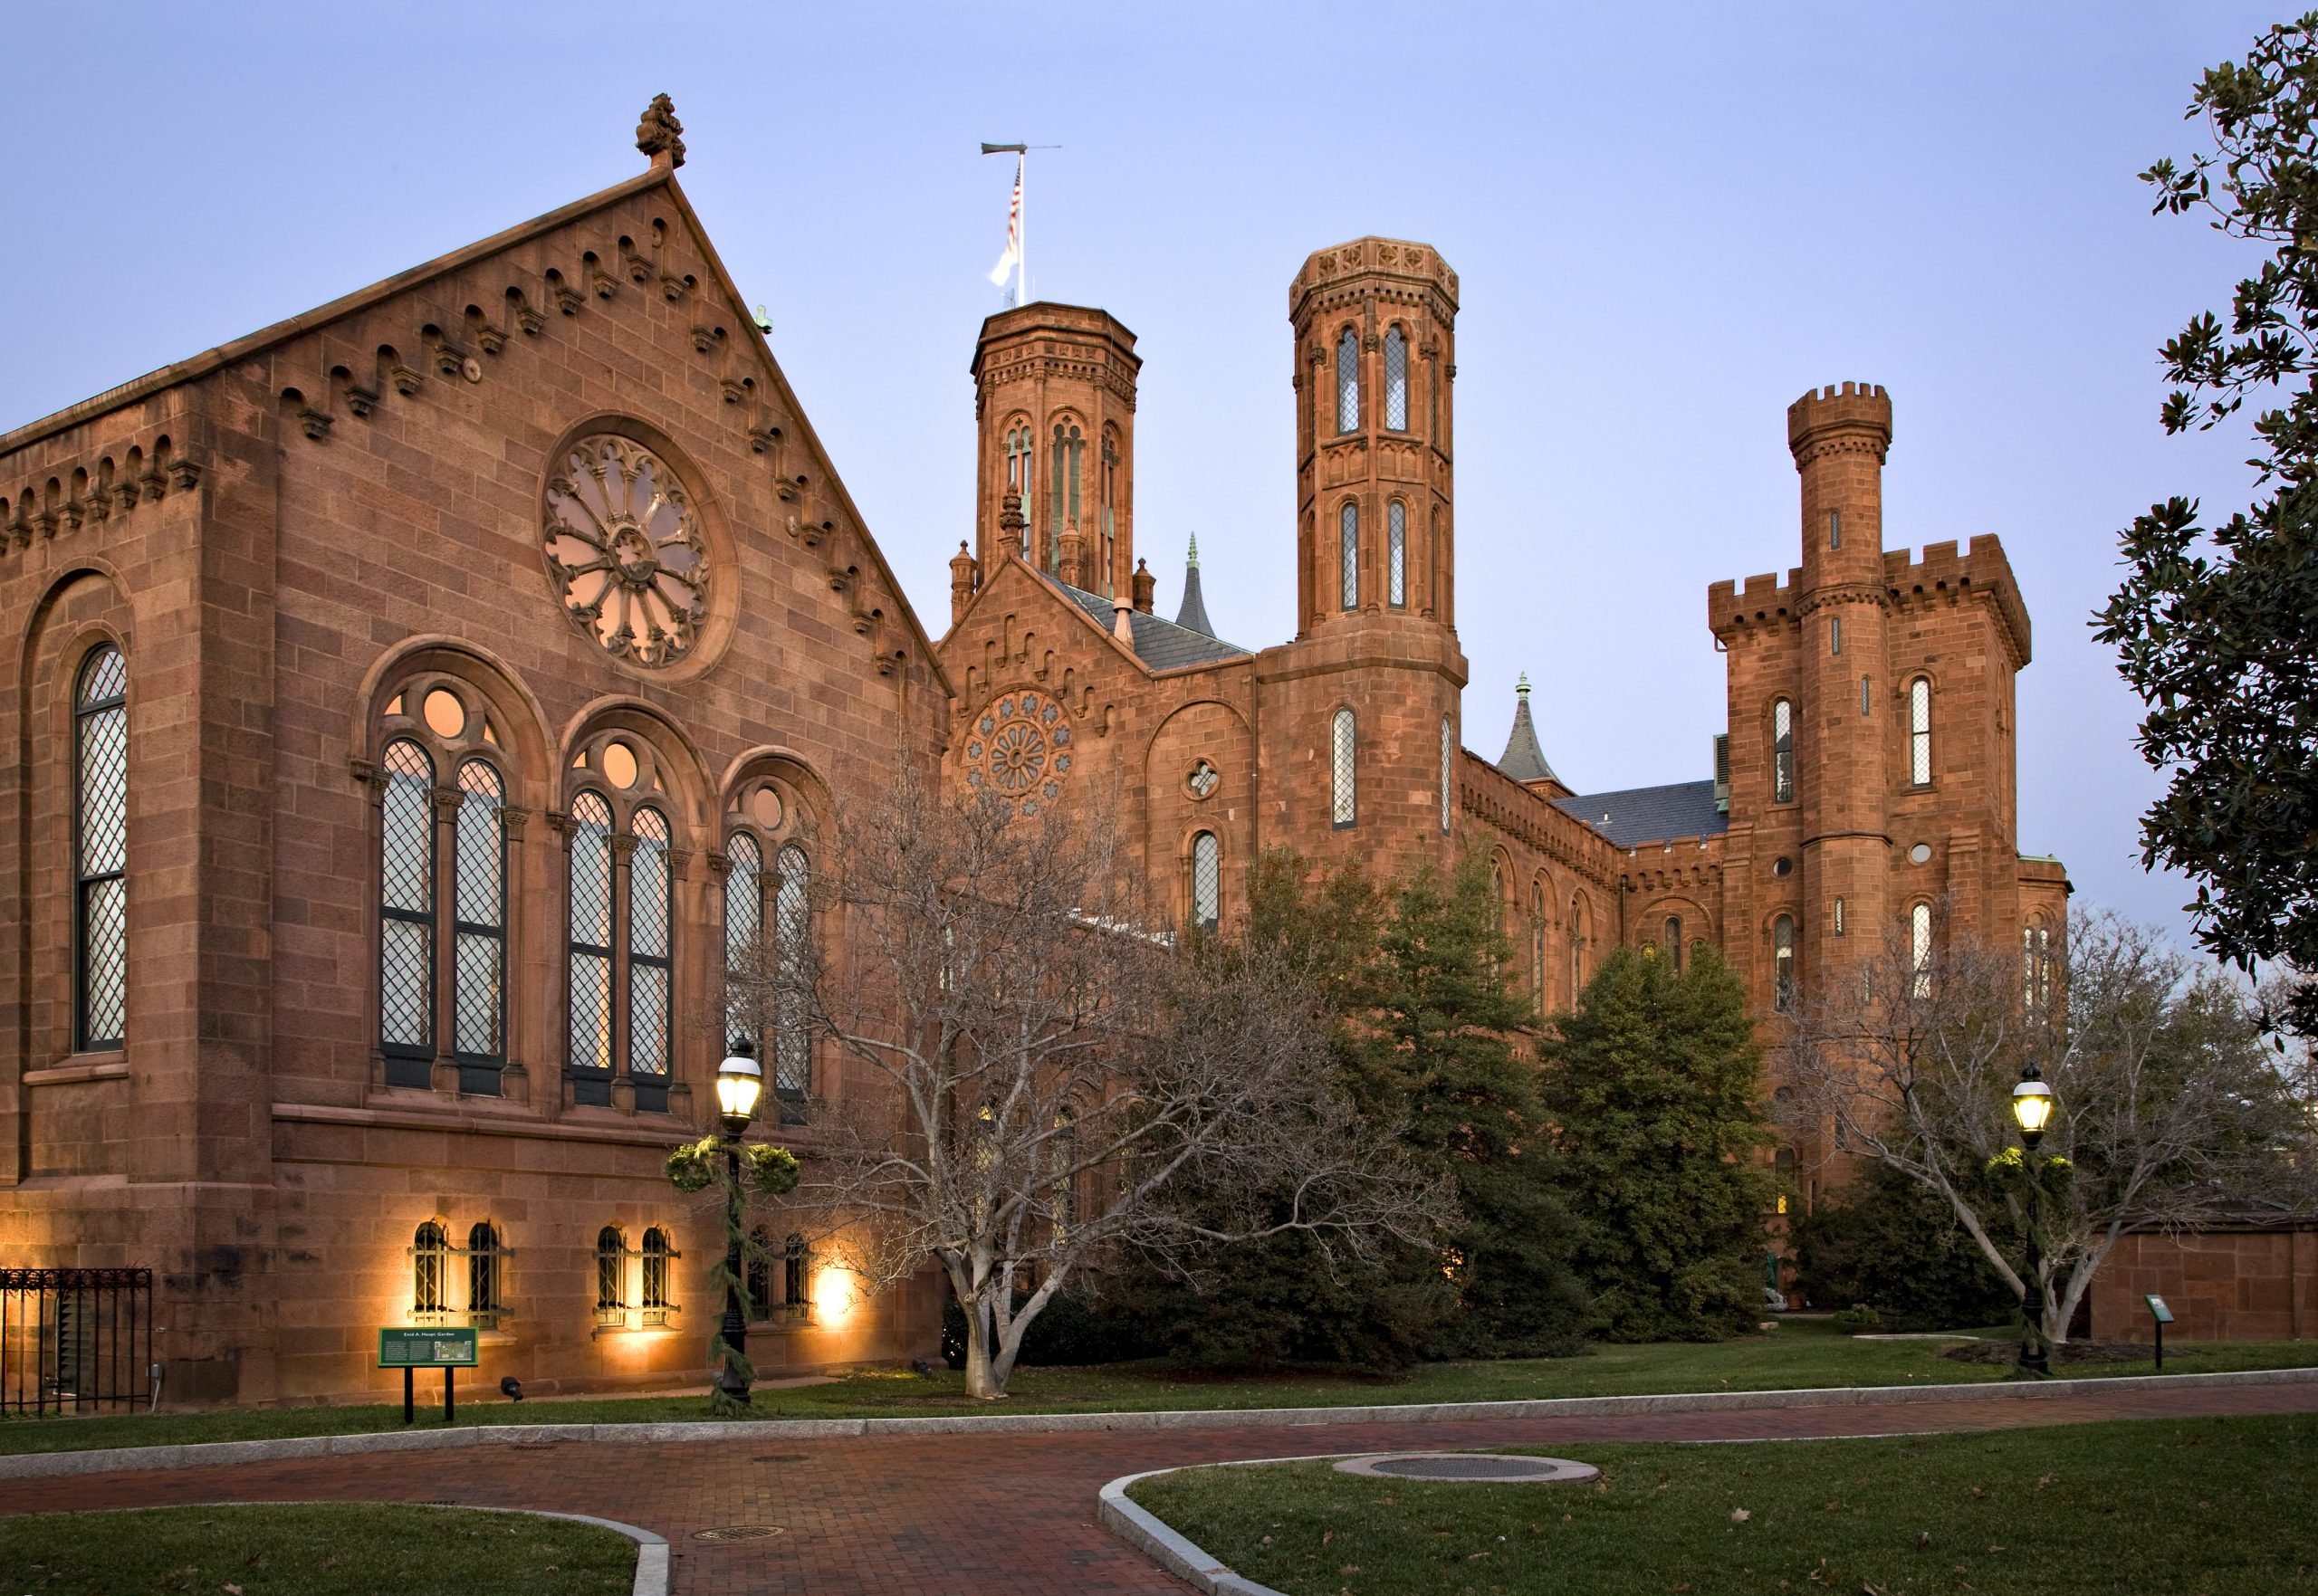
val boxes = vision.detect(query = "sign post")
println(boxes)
[2144,1295,2174,1371]
[378,1328,479,1424]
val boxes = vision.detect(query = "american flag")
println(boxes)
[987,158,1022,291]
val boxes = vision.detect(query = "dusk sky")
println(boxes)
[2,3,2289,953]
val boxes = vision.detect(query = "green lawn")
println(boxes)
[4,1317,2313,1457]
[0,1503,635,1596]
[1129,1412,2318,1596]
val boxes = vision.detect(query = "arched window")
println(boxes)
[1771,698,1795,804]
[1775,1146,1797,1216]
[1530,884,1547,1017]
[1051,1108,1078,1237]
[74,645,129,1052]
[452,760,506,1088]
[1860,674,1873,718]
[1384,327,1408,430]
[723,830,763,1015]
[1663,915,1684,972]
[1329,708,1357,827]
[379,738,436,1069]
[595,1227,627,1321]
[1909,676,1933,785]
[783,1233,809,1310]
[746,1223,773,1319]
[1387,501,1407,607]
[1006,426,1035,557]
[641,1227,675,1323]
[628,807,673,1092]
[1834,896,1847,938]
[1830,616,1843,657]
[1439,715,1453,832]
[1489,860,1507,938]
[774,843,812,1119]
[567,790,616,1091]
[1191,831,1221,932]
[412,1220,449,1319]
[1570,896,1588,1001]
[1336,328,1360,433]
[1773,914,1796,1011]
[1911,902,1933,996]
[1339,502,1359,609]
[1828,509,1842,550]
[467,1220,503,1324]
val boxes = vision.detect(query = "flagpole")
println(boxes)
[1017,151,1029,307]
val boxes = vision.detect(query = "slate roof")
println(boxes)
[1553,779,1729,847]
[1059,581,1250,671]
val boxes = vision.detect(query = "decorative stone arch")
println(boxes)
[351,635,554,812]
[538,413,742,683]
[557,695,714,845]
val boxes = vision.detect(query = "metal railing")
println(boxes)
[0,1267,154,1415]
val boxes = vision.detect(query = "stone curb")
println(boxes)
[1099,1462,1300,1596]
[0,1363,2310,1482]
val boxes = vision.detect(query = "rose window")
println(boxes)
[963,691,1073,812]
[542,435,709,667]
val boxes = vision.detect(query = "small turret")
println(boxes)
[949,540,979,626]
[1174,533,1215,636]
[1496,674,1566,796]
[1131,558,1155,615]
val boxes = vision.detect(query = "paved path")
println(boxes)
[4,1381,2313,1595]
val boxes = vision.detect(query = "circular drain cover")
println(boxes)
[692,1525,786,1543]
[1335,1453,1599,1485]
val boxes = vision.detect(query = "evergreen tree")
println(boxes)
[1370,857,1589,1357]
[1541,943,1772,1341]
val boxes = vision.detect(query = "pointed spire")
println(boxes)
[1497,673,1561,785]
[1174,533,1215,636]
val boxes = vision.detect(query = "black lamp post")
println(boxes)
[714,1037,764,1407]
[2010,1063,2055,1378]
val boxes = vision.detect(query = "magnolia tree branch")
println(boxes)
[1774,905,2316,1343]
[723,770,1451,1397]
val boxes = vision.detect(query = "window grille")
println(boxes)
[1828,509,1842,550]
[1911,903,1933,996]
[724,830,763,1027]
[1834,896,1846,938]
[411,1221,450,1322]
[1339,502,1359,609]
[75,645,129,1051]
[1771,699,1795,804]
[1910,677,1932,785]
[1384,328,1408,430]
[1439,716,1453,832]
[1773,915,1796,1011]
[1664,915,1683,972]
[783,1234,810,1310]
[774,844,812,1118]
[1336,329,1359,432]
[1860,674,1872,718]
[594,1227,627,1324]
[1830,616,1842,656]
[628,807,673,1092]
[379,739,436,1060]
[452,760,505,1077]
[1329,708,1356,827]
[1388,502,1407,607]
[466,1221,506,1329]
[567,791,615,1087]
[641,1228,676,1324]
[1191,832,1221,932]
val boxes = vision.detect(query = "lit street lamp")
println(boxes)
[714,1037,764,1407]
[2010,1064,2055,1378]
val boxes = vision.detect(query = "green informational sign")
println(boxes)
[378,1327,478,1368]
[2145,1295,2175,1324]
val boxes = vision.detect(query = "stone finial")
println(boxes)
[1517,671,1531,699]
[637,94,686,169]
[1131,557,1155,615]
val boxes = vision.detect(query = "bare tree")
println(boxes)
[726,773,1451,1399]
[1775,906,2315,1343]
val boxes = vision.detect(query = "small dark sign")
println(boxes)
[2144,1295,2175,1324]
[378,1327,479,1368]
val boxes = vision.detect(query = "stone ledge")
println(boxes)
[1,1364,2310,1481]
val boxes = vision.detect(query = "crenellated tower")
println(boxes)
[967,303,1139,602]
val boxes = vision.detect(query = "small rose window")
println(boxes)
[963,690,1073,812]
[1187,760,1219,798]
[543,435,709,667]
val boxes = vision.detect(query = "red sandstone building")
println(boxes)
[2,105,2175,1409]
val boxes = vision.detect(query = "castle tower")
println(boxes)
[1288,238,1459,636]
[1787,382,1894,980]
[1254,239,1467,880]
[968,303,1139,600]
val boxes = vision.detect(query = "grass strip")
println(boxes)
[3,1318,2313,1457]
[1128,1411,2318,1596]
[0,1501,635,1596]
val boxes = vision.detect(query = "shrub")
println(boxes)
[939,1286,1153,1370]
[1831,1304,1882,1329]
[1788,1161,2018,1331]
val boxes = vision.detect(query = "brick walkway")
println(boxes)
[4,1381,2313,1594]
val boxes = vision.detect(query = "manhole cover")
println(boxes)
[1335,1453,1599,1485]
[692,1525,787,1543]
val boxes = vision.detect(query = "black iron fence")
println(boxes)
[0,1267,153,1415]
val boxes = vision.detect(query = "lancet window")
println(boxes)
[1336,328,1360,432]
[1340,502,1359,609]
[1388,501,1407,607]
[1384,327,1408,430]
[74,645,129,1051]
[1910,676,1933,786]
[1330,708,1357,827]
[564,731,682,1113]
[1771,698,1795,804]
[1191,832,1221,932]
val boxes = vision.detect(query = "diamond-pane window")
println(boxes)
[568,791,614,1075]
[1775,914,1796,1011]
[1384,328,1408,430]
[1336,329,1359,433]
[1330,708,1356,827]
[724,831,763,1028]
[1339,502,1359,610]
[627,807,672,1078]
[1772,698,1795,805]
[75,645,129,1049]
[453,760,504,1061]
[1910,677,1932,786]
[1440,715,1453,833]
[1911,902,1933,997]
[378,739,434,1052]
[774,844,812,1112]
[1388,502,1407,607]
[1191,832,1221,932]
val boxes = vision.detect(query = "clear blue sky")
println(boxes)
[1,2,2286,950]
